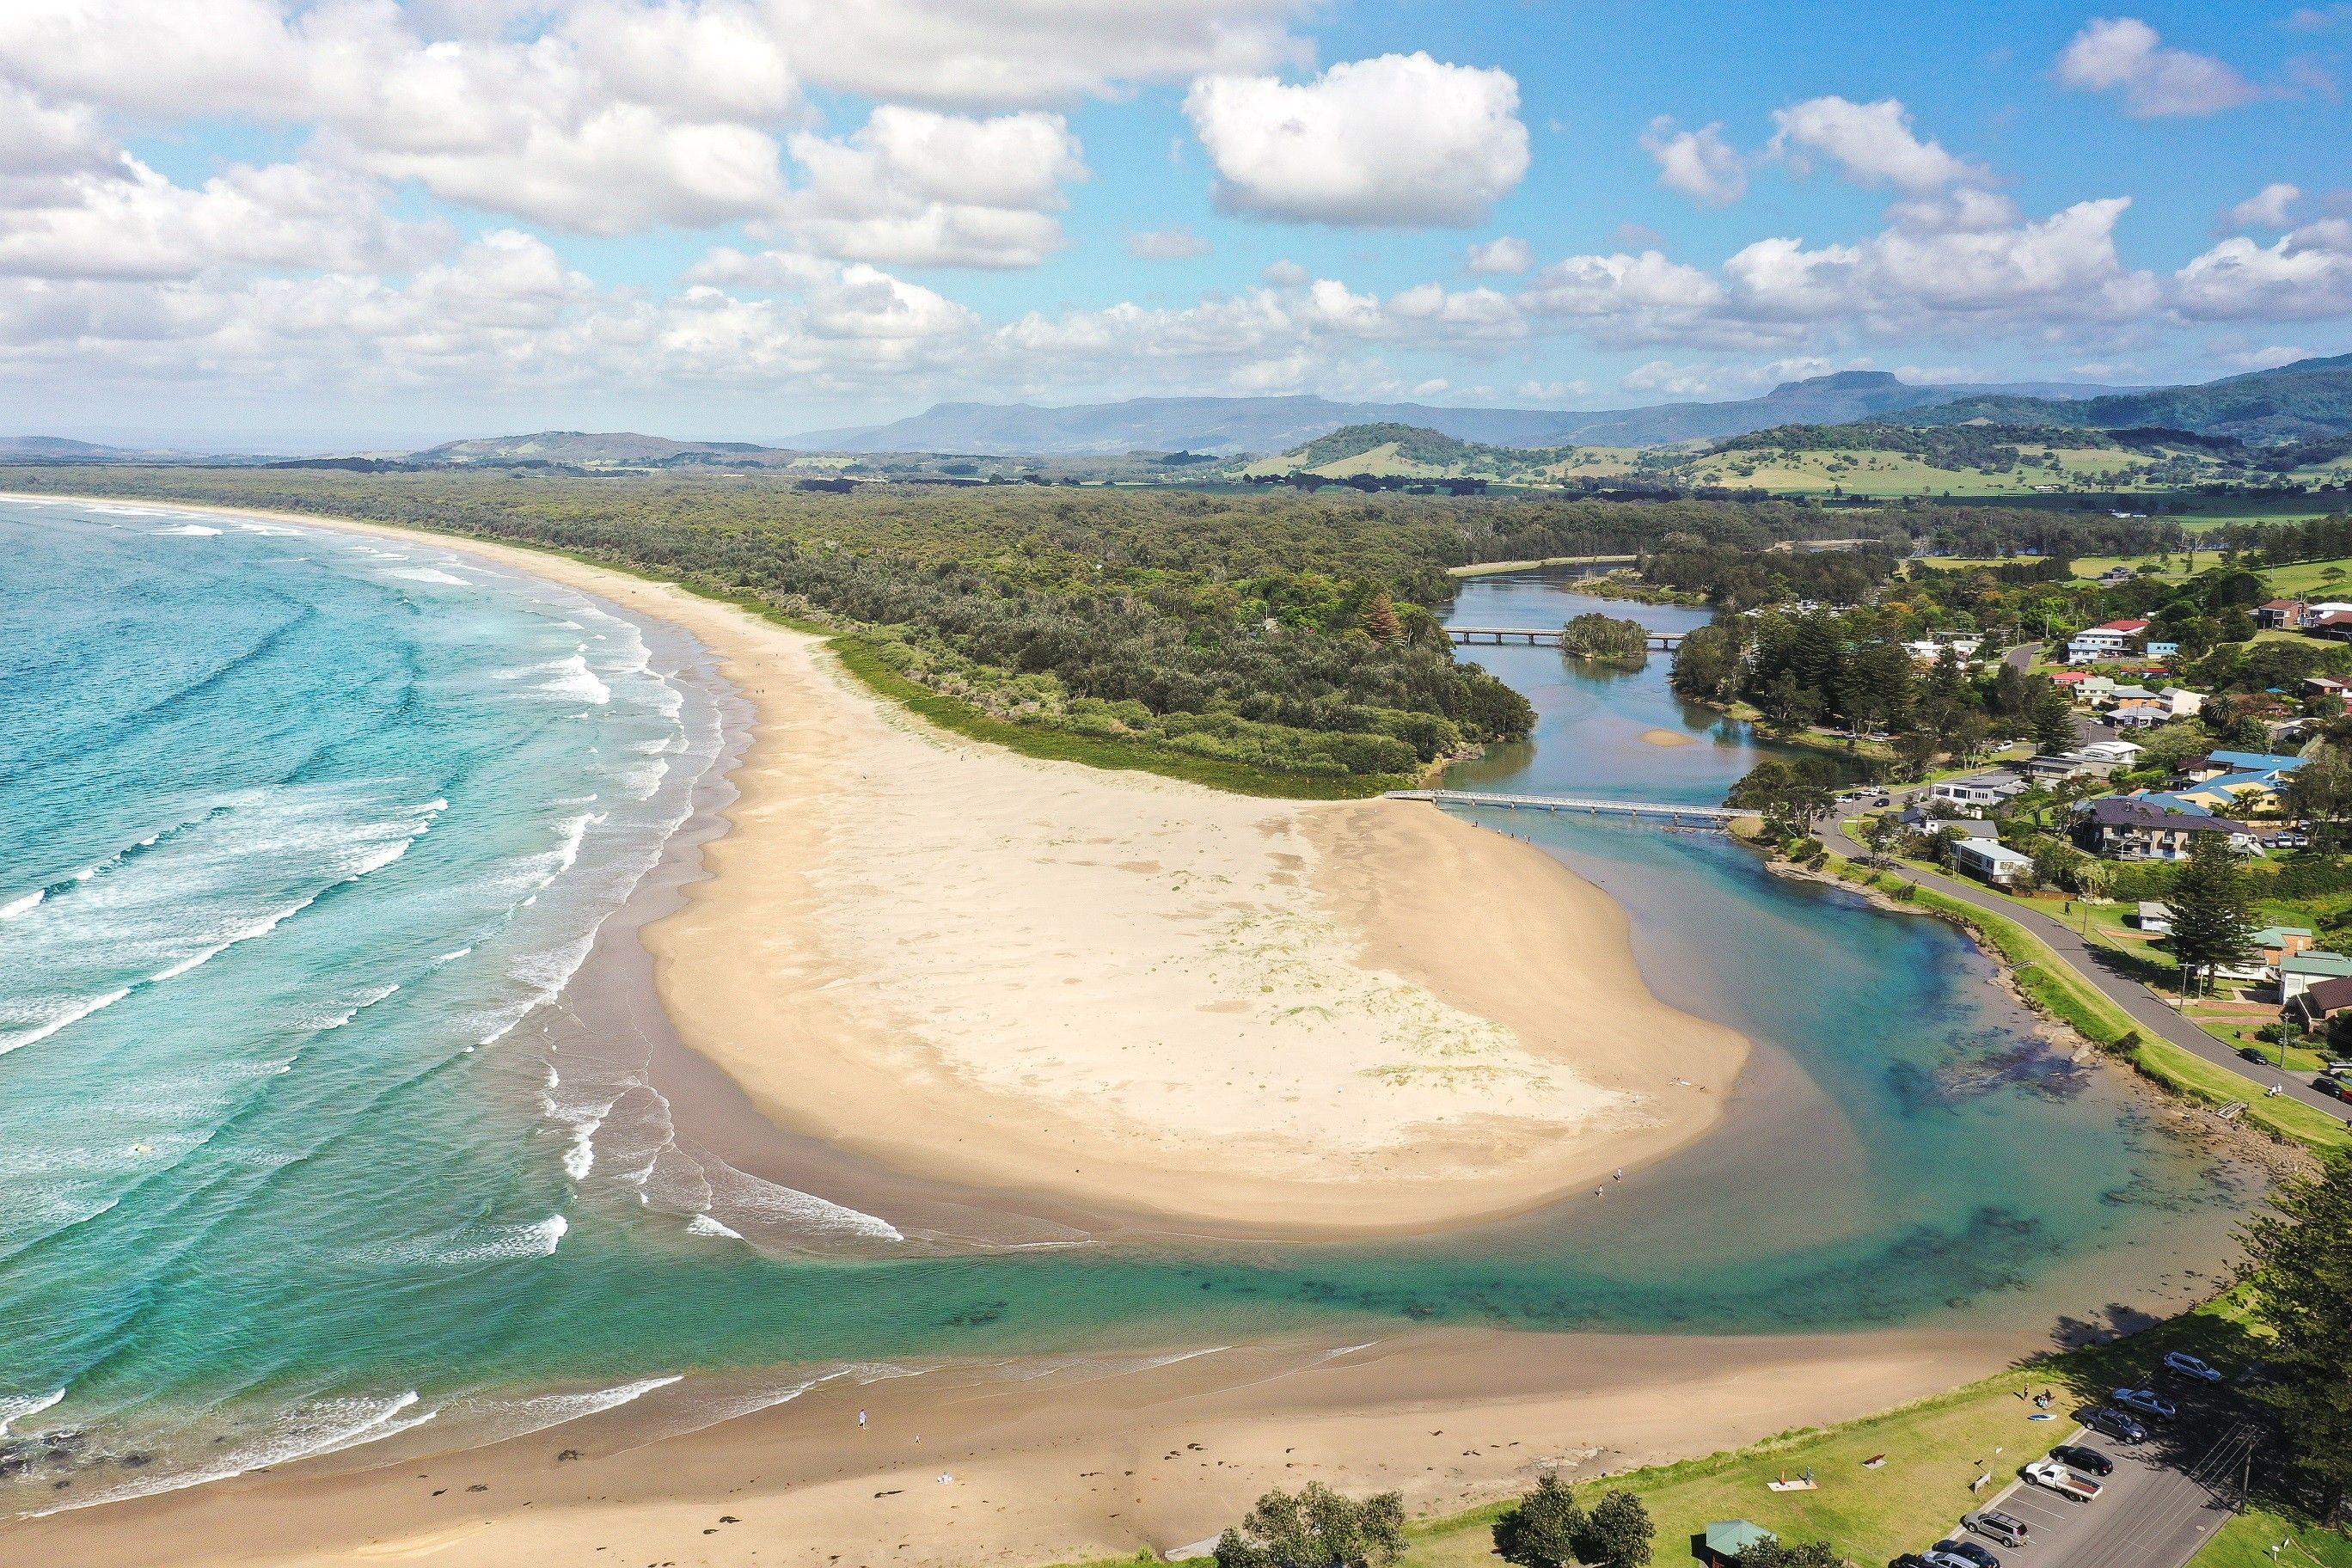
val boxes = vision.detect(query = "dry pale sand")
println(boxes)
[1638,727,1700,748]
[0,1328,2029,1568]
[81,499,1744,1235]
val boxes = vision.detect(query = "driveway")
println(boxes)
[1822,806,2352,1128]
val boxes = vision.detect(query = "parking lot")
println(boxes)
[1958,1418,2260,1568]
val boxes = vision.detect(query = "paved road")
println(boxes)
[1823,803,2352,1128]
[1965,1421,2257,1568]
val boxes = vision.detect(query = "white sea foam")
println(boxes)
[433,1375,683,1450]
[23,1391,430,1518]
[0,1388,64,1437]
[702,1158,905,1244]
[0,987,132,1057]
[383,567,472,586]
[528,652,610,706]
[149,902,307,982]
[358,1214,568,1266]
[152,524,224,536]
[685,1213,742,1240]
[0,889,41,920]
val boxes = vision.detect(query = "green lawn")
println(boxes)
[2257,557,2352,598]
[2195,1509,2352,1568]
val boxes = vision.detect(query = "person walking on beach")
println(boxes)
[858,1408,867,1430]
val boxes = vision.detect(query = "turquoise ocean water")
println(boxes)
[0,513,2257,1516]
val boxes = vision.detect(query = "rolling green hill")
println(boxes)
[1902,352,2352,442]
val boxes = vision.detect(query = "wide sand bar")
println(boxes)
[26,498,1749,1234]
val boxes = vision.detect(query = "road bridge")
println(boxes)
[1445,625,1686,650]
[1388,788,1739,829]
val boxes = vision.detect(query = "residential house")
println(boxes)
[2110,699,2170,729]
[2308,611,2352,643]
[1932,773,2029,809]
[2179,751,2306,784]
[2216,925,2318,983]
[2259,599,2311,630]
[2166,772,2288,814]
[2136,901,2173,934]
[2146,640,2181,659]
[2079,739,2144,767]
[2281,950,2352,1002]
[2071,797,2255,859]
[2024,750,2121,784]
[2288,976,2352,1028]
[2158,687,2205,718]
[1952,838,2032,886]
[2067,620,2150,662]
[2097,565,2137,585]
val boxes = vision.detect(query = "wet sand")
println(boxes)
[0,1327,2028,1568]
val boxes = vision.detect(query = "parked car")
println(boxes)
[2083,1406,2148,1443]
[1932,1538,2002,1568]
[2049,1443,2114,1476]
[2324,1059,2352,1073]
[2315,1075,2352,1104]
[2024,1458,2103,1500]
[1963,1512,2031,1550]
[1873,796,1891,807]
[2113,1386,2178,1420]
[2240,1045,2270,1063]
[1921,1551,1981,1568]
[2163,1351,2224,1382]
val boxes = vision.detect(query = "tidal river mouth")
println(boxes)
[0,517,2261,1515]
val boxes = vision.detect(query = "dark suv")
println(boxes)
[2083,1406,2148,1443]
[2050,1443,2114,1476]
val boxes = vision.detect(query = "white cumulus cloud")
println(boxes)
[2056,17,2259,117]
[2227,183,2301,230]
[1639,117,1747,205]
[1466,236,1533,274]
[1768,96,1983,191]
[778,107,1087,268]
[1185,52,1530,226]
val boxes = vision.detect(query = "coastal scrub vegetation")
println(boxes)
[1214,1484,1407,1568]
[9,467,2142,794]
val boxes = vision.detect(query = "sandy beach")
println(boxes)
[80,499,1748,1236]
[0,1326,2025,1568]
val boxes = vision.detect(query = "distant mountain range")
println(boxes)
[788,371,2158,456]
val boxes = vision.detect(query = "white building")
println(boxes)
[1953,839,2032,886]
[1932,773,2030,808]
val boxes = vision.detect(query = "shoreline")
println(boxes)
[0,1326,2034,1568]
[17,491,1750,1238]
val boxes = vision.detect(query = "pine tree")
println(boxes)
[2241,1155,2352,1522]
[2030,681,2075,753]
[1360,591,1403,644]
[1492,1474,1584,1568]
[2165,831,2256,994]
[1577,1490,1655,1568]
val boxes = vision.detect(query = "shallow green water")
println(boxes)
[0,533,2256,1513]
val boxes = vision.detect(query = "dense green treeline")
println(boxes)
[2,465,2225,790]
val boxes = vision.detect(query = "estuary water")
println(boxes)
[0,516,2257,1516]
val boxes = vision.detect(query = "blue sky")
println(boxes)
[0,0,2345,449]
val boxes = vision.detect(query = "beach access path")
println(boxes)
[1821,801,2352,1130]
